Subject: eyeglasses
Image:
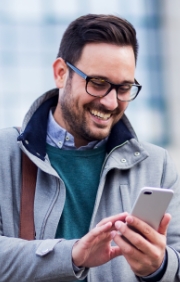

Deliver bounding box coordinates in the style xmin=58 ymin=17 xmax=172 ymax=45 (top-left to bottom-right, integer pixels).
xmin=66 ymin=62 xmax=142 ymax=102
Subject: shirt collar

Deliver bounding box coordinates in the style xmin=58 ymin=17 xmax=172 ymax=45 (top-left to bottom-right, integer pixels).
xmin=46 ymin=108 xmax=107 ymax=150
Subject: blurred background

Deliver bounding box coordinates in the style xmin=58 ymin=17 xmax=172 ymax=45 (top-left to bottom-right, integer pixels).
xmin=0 ymin=0 xmax=180 ymax=171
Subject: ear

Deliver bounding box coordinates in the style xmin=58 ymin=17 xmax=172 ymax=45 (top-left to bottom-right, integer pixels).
xmin=53 ymin=58 xmax=68 ymax=88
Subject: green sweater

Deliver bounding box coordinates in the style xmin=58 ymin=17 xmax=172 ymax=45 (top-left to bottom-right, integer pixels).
xmin=47 ymin=144 xmax=106 ymax=281
xmin=46 ymin=144 xmax=106 ymax=240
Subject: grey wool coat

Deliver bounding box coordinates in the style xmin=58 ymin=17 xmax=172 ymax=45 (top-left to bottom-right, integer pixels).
xmin=0 ymin=89 xmax=180 ymax=282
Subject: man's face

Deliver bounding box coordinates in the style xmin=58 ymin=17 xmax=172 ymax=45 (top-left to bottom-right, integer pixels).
xmin=54 ymin=43 xmax=136 ymax=147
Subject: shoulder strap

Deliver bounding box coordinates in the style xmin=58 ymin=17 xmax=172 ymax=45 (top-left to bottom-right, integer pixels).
xmin=14 ymin=127 xmax=37 ymax=240
xmin=20 ymin=152 xmax=37 ymax=240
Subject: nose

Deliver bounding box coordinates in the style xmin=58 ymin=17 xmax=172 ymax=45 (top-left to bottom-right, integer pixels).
xmin=99 ymin=88 xmax=119 ymax=110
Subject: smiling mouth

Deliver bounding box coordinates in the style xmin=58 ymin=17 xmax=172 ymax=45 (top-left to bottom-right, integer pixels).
xmin=90 ymin=109 xmax=112 ymax=120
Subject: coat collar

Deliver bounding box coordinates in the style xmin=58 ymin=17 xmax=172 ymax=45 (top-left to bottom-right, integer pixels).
xmin=18 ymin=88 xmax=139 ymax=161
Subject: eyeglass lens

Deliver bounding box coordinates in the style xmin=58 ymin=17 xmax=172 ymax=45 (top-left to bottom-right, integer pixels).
xmin=87 ymin=78 xmax=138 ymax=101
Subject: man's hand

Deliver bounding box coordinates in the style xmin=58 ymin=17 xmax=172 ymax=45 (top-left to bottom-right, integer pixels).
xmin=113 ymin=213 xmax=171 ymax=277
xmin=72 ymin=213 xmax=128 ymax=268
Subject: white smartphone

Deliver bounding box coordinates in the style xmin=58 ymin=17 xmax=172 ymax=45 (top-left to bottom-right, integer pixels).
xmin=130 ymin=187 xmax=174 ymax=230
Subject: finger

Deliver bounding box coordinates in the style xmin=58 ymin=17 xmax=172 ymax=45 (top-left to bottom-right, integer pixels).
xmin=114 ymin=220 xmax=152 ymax=252
xmin=82 ymin=222 xmax=113 ymax=245
xmin=114 ymin=221 xmax=166 ymax=276
xmin=158 ymin=213 xmax=171 ymax=235
xmin=125 ymin=215 xmax=158 ymax=242
xmin=110 ymin=245 xmax=123 ymax=259
xmin=114 ymin=220 xmax=165 ymax=256
xmin=113 ymin=233 xmax=149 ymax=275
xmin=113 ymin=228 xmax=141 ymax=255
xmin=96 ymin=212 xmax=128 ymax=228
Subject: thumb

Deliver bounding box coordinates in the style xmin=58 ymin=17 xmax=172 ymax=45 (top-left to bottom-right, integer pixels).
xmin=158 ymin=213 xmax=171 ymax=235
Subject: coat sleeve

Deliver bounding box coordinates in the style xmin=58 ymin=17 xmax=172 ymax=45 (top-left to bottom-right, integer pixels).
xmin=0 ymin=234 xmax=88 ymax=281
xmin=159 ymin=149 xmax=180 ymax=282
xmin=0 ymin=128 xmax=88 ymax=281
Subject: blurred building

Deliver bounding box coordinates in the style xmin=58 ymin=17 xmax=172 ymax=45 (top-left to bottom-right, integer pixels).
xmin=0 ymin=0 xmax=180 ymax=171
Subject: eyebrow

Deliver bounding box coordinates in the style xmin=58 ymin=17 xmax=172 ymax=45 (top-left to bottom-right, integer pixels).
xmin=88 ymin=75 xmax=135 ymax=85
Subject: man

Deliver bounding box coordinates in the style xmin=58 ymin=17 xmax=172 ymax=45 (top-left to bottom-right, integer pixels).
xmin=0 ymin=14 xmax=180 ymax=282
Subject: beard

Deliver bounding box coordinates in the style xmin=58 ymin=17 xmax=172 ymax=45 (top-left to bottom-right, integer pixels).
xmin=59 ymin=78 xmax=123 ymax=143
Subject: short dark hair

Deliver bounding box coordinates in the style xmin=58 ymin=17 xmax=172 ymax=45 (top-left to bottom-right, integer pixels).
xmin=57 ymin=14 xmax=138 ymax=64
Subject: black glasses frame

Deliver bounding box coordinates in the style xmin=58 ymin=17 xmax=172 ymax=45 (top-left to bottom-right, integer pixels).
xmin=66 ymin=61 xmax=142 ymax=102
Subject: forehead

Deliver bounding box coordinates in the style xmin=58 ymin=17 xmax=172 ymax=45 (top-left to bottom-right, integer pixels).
xmin=76 ymin=43 xmax=136 ymax=82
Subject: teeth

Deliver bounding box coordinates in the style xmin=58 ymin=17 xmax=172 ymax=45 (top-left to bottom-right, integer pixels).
xmin=91 ymin=109 xmax=111 ymax=120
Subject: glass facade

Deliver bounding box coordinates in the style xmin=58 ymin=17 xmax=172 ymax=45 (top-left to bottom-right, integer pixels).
xmin=0 ymin=0 xmax=168 ymax=145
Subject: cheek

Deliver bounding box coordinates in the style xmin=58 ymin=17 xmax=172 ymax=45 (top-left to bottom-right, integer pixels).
xmin=112 ymin=102 xmax=128 ymax=124
xmin=74 ymin=93 xmax=96 ymax=109
xmin=71 ymin=77 xmax=87 ymax=96
xmin=118 ymin=101 xmax=129 ymax=113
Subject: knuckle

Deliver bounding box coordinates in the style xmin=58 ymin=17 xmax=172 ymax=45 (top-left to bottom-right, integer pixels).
xmin=123 ymin=245 xmax=134 ymax=256
xmin=161 ymin=237 xmax=166 ymax=247
xmin=153 ymin=249 xmax=161 ymax=261
xmin=144 ymin=226 xmax=151 ymax=235
xmin=131 ymin=262 xmax=146 ymax=277
xmin=133 ymin=237 xmax=141 ymax=248
xmin=128 ymin=247 xmax=135 ymax=256
xmin=135 ymin=264 xmax=144 ymax=275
